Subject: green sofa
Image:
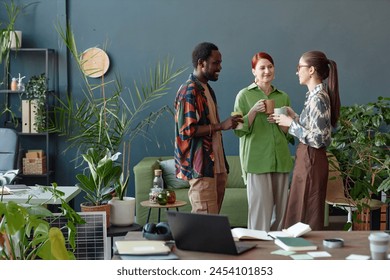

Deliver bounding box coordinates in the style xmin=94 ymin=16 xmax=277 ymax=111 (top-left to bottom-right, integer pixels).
xmin=133 ymin=155 xmax=248 ymax=227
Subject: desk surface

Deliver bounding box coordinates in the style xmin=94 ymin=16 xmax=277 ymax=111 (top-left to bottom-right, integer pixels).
xmin=0 ymin=186 xmax=80 ymax=204
xmin=121 ymin=230 xmax=378 ymax=260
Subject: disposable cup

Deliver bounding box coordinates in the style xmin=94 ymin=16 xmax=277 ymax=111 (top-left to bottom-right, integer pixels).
xmin=368 ymin=232 xmax=390 ymax=260
xmin=274 ymin=107 xmax=287 ymax=115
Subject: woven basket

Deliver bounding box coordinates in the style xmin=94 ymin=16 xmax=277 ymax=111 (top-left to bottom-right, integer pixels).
xmin=80 ymin=203 xmax=111 ymax=228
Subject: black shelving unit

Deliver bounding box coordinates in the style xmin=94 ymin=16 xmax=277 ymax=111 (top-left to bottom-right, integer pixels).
xmin=1 ymin=48 xmax=58 ymax=186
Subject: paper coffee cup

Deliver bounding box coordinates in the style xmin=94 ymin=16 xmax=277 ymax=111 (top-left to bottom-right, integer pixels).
xmin=274 ymin=107 xmax=287 ymax=115
xmin=368 ymin=232 xmax=390 ymax=260
xmin=231 ymin=112 xmax=243 ymax=130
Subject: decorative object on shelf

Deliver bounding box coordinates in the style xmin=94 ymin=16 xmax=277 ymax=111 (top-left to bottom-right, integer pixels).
xmin=328 ymin=96 xmax=390 ymax=229
xmin=9 ymin=30 xmax=22 ymax=49
xmin=22 ymin=150 xmax=46 ymax=175
xmin=23 ymin=73 xmax=47 ymax=132
xmin=10 ymin=77 xmax=17 ymax=91
xmin=76 ymin=148 xmax=122 ymax=228
xmin=16 ymin=73 xmax=25 ymax=91
xmin=80 ymin=47 xmax=110 ymax=78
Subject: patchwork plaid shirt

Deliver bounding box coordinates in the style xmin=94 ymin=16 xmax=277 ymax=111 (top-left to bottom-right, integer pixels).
xmin=174 ymin=74 xmax=228 ymax=180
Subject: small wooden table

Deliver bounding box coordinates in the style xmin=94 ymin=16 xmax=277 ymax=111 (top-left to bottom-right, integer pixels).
xmin=140 ymin=200 xmax=187 ymax=223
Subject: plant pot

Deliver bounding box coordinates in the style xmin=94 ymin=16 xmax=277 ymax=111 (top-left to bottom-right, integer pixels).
xmin=108 ymin=197 xmax=135 ymax=226
xmin=10 ymin=31 xmax=22 ymax=49
xmin=80 ymin=202 xmax=111 ymax=228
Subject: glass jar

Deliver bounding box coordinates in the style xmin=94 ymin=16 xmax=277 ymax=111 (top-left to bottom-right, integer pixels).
xmin=166 ymin=190 xmax=176 ymax=204
xmin=157 ymin=190 xmax=168 ymax=205
xmin=149 ymin=187 xmax=161 ymax=204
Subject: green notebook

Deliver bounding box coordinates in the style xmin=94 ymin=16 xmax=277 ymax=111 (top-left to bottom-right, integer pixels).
xmin=274 ymin=237 xmax=317 ymax=251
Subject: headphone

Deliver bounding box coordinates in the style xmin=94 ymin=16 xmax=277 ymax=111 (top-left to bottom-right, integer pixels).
xmin=142 ymin=222 xmax=173 ymax=241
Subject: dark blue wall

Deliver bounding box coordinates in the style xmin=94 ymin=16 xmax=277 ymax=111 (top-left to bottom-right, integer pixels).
xmin=1 ymin=0 xmax=389 ymax=208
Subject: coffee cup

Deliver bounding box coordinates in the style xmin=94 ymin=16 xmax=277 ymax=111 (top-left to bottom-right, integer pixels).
xmin=274 ymin=107 xmax=287 ymax=116
xmin=264 ymin=99 xmax=275 ymax=115
xmin=231 ymin=111 xmax=243 ymax=130
xmin=368 ymin=232 xmax=390 ymax=260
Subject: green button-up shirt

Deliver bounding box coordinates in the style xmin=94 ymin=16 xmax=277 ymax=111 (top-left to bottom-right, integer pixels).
xmin=233 ymin=83 xmax=293 ymax=179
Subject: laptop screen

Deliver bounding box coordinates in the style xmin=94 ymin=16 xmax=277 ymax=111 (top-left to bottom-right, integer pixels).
xmin=167 ymin=211 xmax=256 ymax=255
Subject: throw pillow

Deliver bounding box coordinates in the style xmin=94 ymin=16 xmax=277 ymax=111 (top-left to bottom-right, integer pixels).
xmin=158 ymin=159 xmax=189 ymax=189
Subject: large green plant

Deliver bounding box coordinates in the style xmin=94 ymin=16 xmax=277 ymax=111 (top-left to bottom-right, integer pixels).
xmin=0 ymin=184 xmax=85 ymax=260
xmin=76 ymin=148 xmax=122 ymax=206
xmin=328 ymin=96 xmax=390 ymax=219
xmin=49 ymin=23 xmax=187 ymax=172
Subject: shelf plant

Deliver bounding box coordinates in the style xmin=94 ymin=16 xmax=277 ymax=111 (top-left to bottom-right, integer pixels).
xmin=23 ymin=73 xmax=48 ymax=132
xmin=328 ymin=96 xmax=390 ymax=227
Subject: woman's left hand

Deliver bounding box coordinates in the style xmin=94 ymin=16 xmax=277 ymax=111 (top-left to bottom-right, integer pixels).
xmin=274 ymin=114 xmax=293 ymax=127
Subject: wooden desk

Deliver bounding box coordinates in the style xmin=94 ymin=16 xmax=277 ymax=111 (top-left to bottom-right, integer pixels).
xmin=140 ymin=200 xmax=187 ymax=223
xmin=121 ymin=230 xmax=377 ymax=260
xmin=1 ymin=186 xmax=80 ymax=205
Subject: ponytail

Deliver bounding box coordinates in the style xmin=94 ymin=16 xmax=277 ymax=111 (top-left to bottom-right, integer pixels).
xmin=327 ymin=59 xmax=340 ymax=127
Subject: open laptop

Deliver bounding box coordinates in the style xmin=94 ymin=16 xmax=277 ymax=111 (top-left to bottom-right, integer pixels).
xmin=167 ymin=211 xmax=256 ymax=255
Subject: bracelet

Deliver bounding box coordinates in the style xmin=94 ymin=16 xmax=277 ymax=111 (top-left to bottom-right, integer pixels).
xmin=208 ymin=124 xmax=212 ymax=136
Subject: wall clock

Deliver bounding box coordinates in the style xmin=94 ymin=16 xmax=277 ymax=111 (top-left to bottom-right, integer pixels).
xmin=80 ymin=47 xmax=110 ymax=78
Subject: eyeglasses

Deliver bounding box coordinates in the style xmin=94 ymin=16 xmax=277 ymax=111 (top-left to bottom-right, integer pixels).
xmin=296 ymin=64 xmax=310 ymax=72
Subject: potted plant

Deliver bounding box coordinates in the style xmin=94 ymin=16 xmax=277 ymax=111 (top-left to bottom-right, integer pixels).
xmin=108 ymin=142 xmax=136 ymax=226
xmin=23 ymin=73 xmax=48 ymax=132
xmin=328 ymin=96 xmax=390 ymax=228
xmin=0 ymin=183 xmax=84 ymax=260
xmin=76 ymin=148 xmax=122 ymax=228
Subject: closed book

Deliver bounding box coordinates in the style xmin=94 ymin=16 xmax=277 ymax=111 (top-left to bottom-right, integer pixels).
xmin=274 ymin=237 xmax=317 ymax=251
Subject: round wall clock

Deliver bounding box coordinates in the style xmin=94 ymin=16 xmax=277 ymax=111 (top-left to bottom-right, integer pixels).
xmin=80 ymin=47 xmax=110 ymax=78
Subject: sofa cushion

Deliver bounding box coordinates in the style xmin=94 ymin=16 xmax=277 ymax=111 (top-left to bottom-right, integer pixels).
xmin=226 ymin=156 xmax=246 ymax=188
xmin=158 ymin=159 xmax=190 ymax=189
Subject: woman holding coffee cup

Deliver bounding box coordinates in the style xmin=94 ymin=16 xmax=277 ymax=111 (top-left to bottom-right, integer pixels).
xmin=274 ymin=50 xmax=340 ymax=230
xmin=233 ymin=52 xmax=293 ymax=231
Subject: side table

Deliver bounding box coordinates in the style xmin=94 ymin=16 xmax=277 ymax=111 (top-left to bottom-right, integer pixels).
xmin=140 ymin=200 xmax=187 ymax=224
xmin=107 ymin=223 xmax=142 ymax=256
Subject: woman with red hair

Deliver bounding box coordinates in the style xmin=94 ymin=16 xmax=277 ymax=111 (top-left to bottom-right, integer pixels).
xmin=233 ymin=52 xmax=293 ymax=231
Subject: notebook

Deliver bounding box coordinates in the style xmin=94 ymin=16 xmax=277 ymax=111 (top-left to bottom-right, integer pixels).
xmin=167 ymin=211 xmax=257 ymax=255
xmin=115 ymin=240 xmax=171 ymax=255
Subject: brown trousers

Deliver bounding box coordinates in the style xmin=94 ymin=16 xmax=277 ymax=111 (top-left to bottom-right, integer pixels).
xmin=283 ymin=143 xmax=328 ymax=230
xmin=188 ymin=173 xmax=227 ymax=214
